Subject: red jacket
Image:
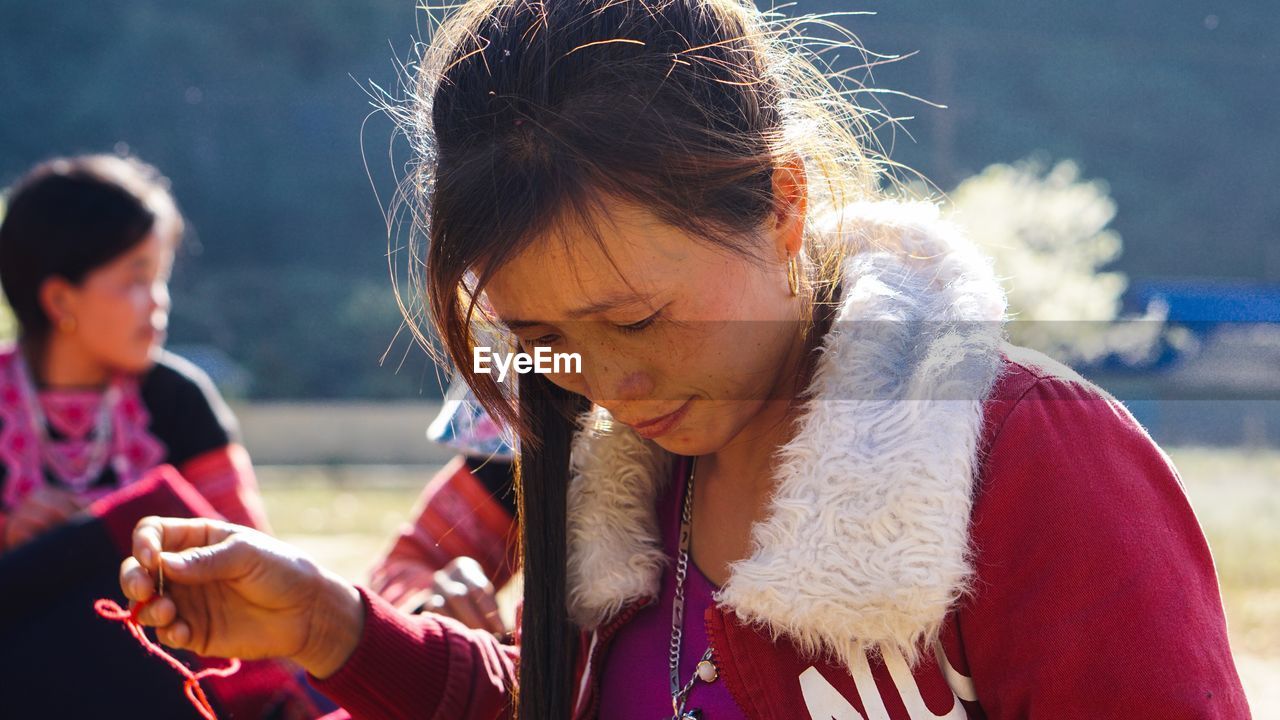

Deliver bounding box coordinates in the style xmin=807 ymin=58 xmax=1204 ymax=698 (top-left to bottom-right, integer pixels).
xmin=310 ymin=351 xmax=1248 ymax=719
xmin=311 ymin=203 xmax=1249 ymax=718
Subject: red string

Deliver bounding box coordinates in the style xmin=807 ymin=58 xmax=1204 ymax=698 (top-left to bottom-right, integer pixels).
xmin=94 ymin=596 xmax=241 ymax=720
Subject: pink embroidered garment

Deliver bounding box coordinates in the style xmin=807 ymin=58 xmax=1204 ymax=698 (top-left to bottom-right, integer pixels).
xmin=0 ymin=345 xmax=269 ymax=548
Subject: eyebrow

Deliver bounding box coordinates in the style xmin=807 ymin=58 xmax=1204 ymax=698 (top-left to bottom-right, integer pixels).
xmin=502 ymin=291 xmax=653 ymax=330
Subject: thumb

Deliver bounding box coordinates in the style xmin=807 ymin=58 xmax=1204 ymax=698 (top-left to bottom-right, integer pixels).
xmin=160 ymin=538 xmax=253 ymax=585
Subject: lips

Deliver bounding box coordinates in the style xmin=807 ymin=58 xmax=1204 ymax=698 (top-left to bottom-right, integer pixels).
xmin=141 ymin=326 xmax=165 ymax=344
xmin=625 ymin=398 xmax=693 ymax=439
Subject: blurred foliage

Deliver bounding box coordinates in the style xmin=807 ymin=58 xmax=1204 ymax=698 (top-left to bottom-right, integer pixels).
xmin=948 ymin=158 xmax=1168 ymax=363
xmin=0 ymin=1 xmax=1274 ymax=397
xmin=852 ymin=2 xmax=1278 ymax=282
xmin=171 ymin=268 xmax=441 ymax=398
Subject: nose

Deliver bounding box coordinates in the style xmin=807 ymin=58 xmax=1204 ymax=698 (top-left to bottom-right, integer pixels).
xmin=582 ymin=362 xmax=654 ymax=405
xmin=151 ymin=281 xmax=171 ymax=312
xmin=149 ymin=282 xmax=171 ymax=332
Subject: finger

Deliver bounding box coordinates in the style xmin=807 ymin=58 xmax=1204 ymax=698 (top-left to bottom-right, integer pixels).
xmin=450 ymin=576 xmax=503 ymax=635
xmin=440 ymin=592 xmax=491 ymax=631
xmin=134 ymin=595 xmax=178 ymax=628
xmin=434 ymin=571 xmax=487 ymax=630
xmin=160 ymin=536 xmax=253 ymax=585
xmin=445 ymin=557 xmax=494 ymax=592
xmin=133 ymin=516 xmax=235 ymax=571
xmin=440 ymin=558 xmax=504 ymax=633
xmin=157 ymin=619 xmax=192 ymax=650
xmin=120 ymin=556 xmax=156 ymax=603
xmin=470 ymin=586 xmax=505 ymax=635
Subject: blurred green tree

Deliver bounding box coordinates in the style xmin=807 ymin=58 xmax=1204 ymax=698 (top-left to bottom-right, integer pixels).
xmin=948 ymin=158 xmax=1167 ymax=363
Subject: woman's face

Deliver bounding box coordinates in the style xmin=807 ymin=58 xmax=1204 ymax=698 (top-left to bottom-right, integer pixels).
xmin=483 ymin=198 xmax=806 ymax=457
xmin=55 ymin=231 xmax=173 ymax=375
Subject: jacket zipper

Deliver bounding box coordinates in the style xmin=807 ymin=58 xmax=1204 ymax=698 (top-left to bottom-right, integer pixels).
xmin=703 ymin=607 xmax=754 ymax=718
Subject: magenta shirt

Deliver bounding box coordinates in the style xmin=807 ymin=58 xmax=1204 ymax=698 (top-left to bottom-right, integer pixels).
xmin=598 ymin=455 xmax=743 ymax=718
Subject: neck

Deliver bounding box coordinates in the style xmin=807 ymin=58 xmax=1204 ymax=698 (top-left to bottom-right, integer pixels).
xmin=22 ymin=336 xmax=111 ymax=389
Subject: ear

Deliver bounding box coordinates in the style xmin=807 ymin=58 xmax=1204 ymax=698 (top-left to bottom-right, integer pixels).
xmin=770 ymin=155 xmax=808 ymax=261
xmin=38 ymin=276 xmax=79 ymax=328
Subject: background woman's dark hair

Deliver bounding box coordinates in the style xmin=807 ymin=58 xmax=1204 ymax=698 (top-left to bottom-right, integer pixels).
xmin=0 ymin=153 xmax=183 ymax=344
xmin=390 ymin=0 xmax=894 ymax=714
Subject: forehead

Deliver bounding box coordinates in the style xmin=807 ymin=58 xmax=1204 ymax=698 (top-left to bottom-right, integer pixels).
xmin=482 ymin=201 xmax=695 ymax=320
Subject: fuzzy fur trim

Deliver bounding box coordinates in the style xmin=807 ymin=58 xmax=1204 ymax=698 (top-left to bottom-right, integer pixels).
xmin=564 ymin=200 xmax=1008 ymax=669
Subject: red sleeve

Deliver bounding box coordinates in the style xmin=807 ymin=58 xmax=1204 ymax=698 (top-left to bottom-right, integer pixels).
xmin=961 ymin=376 xmax=1249 ymax=717
xmin=368 ymin=456 xmax=517 ymax=603
xmin=308 ymin=586 xmax=518 ymax=720
xmin=178 ymin=443 xmax=272 ymax=532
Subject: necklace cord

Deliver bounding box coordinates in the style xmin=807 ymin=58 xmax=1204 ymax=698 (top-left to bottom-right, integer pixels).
xmin=669 ymin=456 xmax=716 ymax=718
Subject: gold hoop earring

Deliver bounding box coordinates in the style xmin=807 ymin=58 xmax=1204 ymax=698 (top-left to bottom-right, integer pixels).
xmin=786 ymin=254 xmax=800 ymax=297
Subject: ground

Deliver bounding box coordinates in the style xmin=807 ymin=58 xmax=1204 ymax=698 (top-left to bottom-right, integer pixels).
xmin=258 ymin=446 xmax=1280 ymax=713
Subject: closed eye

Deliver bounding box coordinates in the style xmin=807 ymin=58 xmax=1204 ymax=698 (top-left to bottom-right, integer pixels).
xmin=617 ymin=310 xmax=661 ymax=334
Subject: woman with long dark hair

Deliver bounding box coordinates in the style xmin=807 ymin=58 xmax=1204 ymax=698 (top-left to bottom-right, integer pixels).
xmin=119 ymin=1 xmax=1248 ymax=717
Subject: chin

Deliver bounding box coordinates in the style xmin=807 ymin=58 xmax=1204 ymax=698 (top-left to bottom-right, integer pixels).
xmin=114 ymin=352 xmax=158 ymax=375
xmin=649 ymin=431 xmax=721 ymax=458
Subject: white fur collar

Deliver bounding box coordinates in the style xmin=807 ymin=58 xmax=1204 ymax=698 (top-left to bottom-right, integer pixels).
xmin=565 ymin=200 xmax=1008 ymax=669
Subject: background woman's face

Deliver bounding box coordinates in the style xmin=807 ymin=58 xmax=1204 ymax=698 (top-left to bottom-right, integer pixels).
xmin=63 ymin=231 xmax=173 ymax=375
xmin=483 ymin=198 xmax=803 ymax=457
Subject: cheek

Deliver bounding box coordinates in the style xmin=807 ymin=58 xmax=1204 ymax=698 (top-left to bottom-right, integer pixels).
xmin=540 ymin=369 xmax=591 ymax=399
xmin=666 ymin=316 xmax=786 ymax=398
xmin=79 ymin=291 xmax=146 ymax=343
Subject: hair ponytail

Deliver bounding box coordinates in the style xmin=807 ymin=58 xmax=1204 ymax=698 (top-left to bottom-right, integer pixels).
xmin=512 ymin=372 xmax=589 ymax=718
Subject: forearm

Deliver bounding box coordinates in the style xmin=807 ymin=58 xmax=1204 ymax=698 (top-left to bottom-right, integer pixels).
xmin=308 ymin=586 xmax=517 ymax=720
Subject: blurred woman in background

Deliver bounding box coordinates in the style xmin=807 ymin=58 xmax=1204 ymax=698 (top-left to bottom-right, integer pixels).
xmin=0 ymin=153 xmax=269 ymax=548
xmin=0 ymin=154 xmax=326 ymax=720
xmin=369 ymin=380 xmax=517 ymax=634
